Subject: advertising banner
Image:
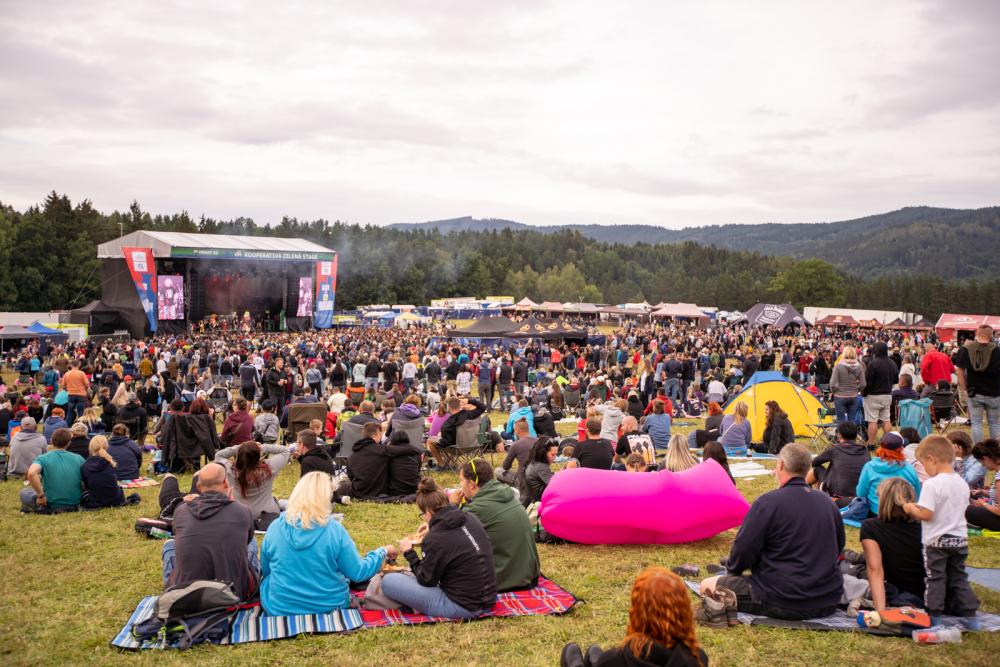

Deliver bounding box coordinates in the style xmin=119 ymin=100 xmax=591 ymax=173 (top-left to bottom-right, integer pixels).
xmin=121 ymin=247 xmax=157 ymax=333
xmin=297 ymin=277 xmax=313 ymax=317
xmin=157 ymin=275 xmax=185 ymax=320
xmin=314 ymin=255 xmax=337 ymax=329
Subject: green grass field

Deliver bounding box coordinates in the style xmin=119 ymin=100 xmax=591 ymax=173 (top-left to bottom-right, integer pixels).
xmin=0 ymin=415 xmax=997 ymax=666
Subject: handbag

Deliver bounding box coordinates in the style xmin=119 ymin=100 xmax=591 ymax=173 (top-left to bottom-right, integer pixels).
xmin=361 ymin=572 xmax=405 ymax=610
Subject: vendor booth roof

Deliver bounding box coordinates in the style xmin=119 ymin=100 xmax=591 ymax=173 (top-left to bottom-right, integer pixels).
xmin=513 ymin=297 xmax=538 ymax=310
xmin=509 ymin=316 xmax=566 ymax=339
xmin=27 ymin=322 xmax=68 ymax=338
xmin=457 ymin=316 xmax=517 ymax=336
xmin=737 ymin=303 xmax=806 ymax=328
xmin=651 ymin=303 xmax=705 ymax=319
xmin=816 ymin=314 xmax=860 ymax=327
xmin=884 ymin=318 xmax=907 ymax=328
xmin=536 ymin=301 xmax=565 ymax=312
xmin=935 ymin=313 xmax=1000 ymax=331
xmin=0 ymin=325 xmax=38 ymax=339
xmin=97 ymin=231 xmax=335 ymax=259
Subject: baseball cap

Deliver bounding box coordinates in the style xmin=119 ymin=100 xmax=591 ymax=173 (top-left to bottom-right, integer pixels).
xmin=880 ymin=431 xmax=905 ymax=450
xmin=21 ymin=417 xmax=37 ymax=430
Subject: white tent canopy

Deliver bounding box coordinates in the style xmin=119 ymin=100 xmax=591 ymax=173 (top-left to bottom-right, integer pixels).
xmin=97 ymin=231 xmax=335 ymax=259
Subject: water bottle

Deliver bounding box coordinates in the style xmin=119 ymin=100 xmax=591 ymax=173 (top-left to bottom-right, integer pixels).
xmin=912 ymin=626 xmax=961 ymax=644
xmin=149 ymin=527 xmax=172 ymax=540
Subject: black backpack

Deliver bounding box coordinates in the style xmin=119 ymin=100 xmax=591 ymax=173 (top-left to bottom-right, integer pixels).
xmin=131 ymin=580 xmax=240 ymax=648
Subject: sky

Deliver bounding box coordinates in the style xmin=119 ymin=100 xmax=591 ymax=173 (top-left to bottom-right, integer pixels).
xmin=1 ymin=0 xmax=998 ymax=228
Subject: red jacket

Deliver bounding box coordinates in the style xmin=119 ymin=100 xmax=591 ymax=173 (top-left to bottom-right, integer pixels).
xmin=220 ymin=409 xmax=254 ymax=447
xmin=920 ymin=350 xmax=954 ymax=387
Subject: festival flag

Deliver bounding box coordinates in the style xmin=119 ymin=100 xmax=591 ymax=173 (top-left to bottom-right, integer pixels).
xmin=121 ymin=247 xmax=158 ymax=333
xmin=314 ymin=254 xmax=337 ymax=329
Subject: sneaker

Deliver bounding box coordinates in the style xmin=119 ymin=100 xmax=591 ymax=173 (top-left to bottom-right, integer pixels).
xmin=705 ymin=563 xmax=727 ymax=575
xmin=715 ymin=586 xmax=739 ymax=627
xmin=671 ymin=564 xmax=700 ymax=578
xmin=695 ymin=590 xmax=730 ymax=629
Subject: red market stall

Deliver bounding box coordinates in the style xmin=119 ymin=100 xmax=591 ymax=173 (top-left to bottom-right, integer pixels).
xmin=935 ymin=313 xmax=1000 ymax=342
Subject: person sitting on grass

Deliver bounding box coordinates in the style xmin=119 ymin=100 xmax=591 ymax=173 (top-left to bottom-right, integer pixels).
xmin=717 ymin=401 xmax=751 ymax=457
xmin=214 ymin=439 xmax=293 ymax=520
xmin=521 ymin=437 xmax=559 ymax=507
xmin=160 ymin=463 xmax=260 ymax=601
xmin=221 ymin=397 xmax=254 ymax=447
xmin=451 ymin=457 xmax=540 ymax=592
xmin=806 ymin=421 xmax=869 ymax=507
xmin=260 ymin=471 xmax=397 ymax=615
xmin=6 ymin=416 xmax=47 ymax=478
xmin=562 ymin=566 xmax=708 ymax=667
xmin=107 ymin=423 xmax=143 ymax=481
xmin=966 ymin=438 xmax=1000 ymax=530
xmin=640 ymin=399 xmax=672 ymax=450
xmin=295 ymin=428 xmax=336 ymax=477
xmin=661 ymin=433 xmax=698 ymax=473
xmin=625 ymin=452 xmax=652 ymax=473
xmin=701 ymin=441 xmax=734 ymax=484
xmin=855 ymin=431 xmax=921 ymax=517
xmin=947 ymin=431 xmax=986 ymax=490
xmin=496 ymin=418 xmax=537 ymax=484
xmin=698 ymin=443 xmax=844 ymax=624
xmin=252 ymin=399 xmax=280 ymax=444
xmin=573 ymin=417 xmax=614 ymax=470
xmin=381 ymin=477 xmax=497 ymax=619
xmin=66 ymin=421 xmax=91 ymax=459
xmin=752 ymin=401 xmax=794 ymax=455
xmin=859 ymin=478 xmax=925 ymax=611
xmin=42 ymin=407 xmax=68 ymax=443
xmin=902 ymin=435 xmax=980 ymax=630
xmin=81 ymin=435 xmax=141 ymax=509
xmin=20 ymin=427 xmax=84 ymax=513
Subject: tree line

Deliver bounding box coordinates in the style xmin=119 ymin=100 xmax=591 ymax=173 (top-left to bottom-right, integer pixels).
xmin=1 ymin=192 xmax=998 ymax=319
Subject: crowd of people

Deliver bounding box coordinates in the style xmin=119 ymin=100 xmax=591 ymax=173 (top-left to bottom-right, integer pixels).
xmin=2 ymin=316 xmax=997 ymax=660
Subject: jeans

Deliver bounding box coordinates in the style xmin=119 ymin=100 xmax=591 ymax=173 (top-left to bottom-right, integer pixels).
xmin=20 ymin=488 xmax=79 ymax=514
xmin=66 ymin=395 xmax=86 ymax=425
xmin=161 ymin=538 xmax=260 ymax=588
xmin=967 ymin=394 xmax=1000 ymax=443
xmin=380 ymin=572 xmax=489 ymax=619
xmin=664 ymin=378 xmax=681 ymax=403
xmin=834 ymin=396 xmax=863 ymax=425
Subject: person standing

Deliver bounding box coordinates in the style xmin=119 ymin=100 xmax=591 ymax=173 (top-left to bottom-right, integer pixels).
xmin=955 ymin=324 xmax=1000 ymax=443
xmin=863 ymin=342 xmax=898 ymax=445
xmin=59 ymin=359 xmax=90 ymax=425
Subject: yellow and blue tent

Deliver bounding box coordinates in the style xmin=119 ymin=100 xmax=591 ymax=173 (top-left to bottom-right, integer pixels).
xmin=723 ymin=371 xmax=831 ymax=441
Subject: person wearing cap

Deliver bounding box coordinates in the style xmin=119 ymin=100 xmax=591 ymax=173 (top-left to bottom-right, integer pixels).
xmin=42 ymin=407 xmax=69 ymax=444
xmin=856 ymin=431 xmax=921 ymax=516
xmin=6 ymin=417 xmax=48 ymax=477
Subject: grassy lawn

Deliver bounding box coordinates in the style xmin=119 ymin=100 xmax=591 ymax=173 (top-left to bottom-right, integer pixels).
xmin=0 ymin=415 xmax=997 ymax=666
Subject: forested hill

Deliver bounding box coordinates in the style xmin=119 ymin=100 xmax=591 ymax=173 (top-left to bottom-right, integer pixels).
xmin=391 ymin=206 xmax=1000 ymax=280
xmin=2 ymin=193 xmax=999 ymax=319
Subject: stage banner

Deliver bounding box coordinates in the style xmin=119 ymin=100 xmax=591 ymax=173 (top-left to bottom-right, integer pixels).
xmin=297 ymin=277 xmax=313 ymax=317
xmin=157 ymin=275 xmax=185 ymax=320
xmin=314 ymin=255 xmax=337 ymax=329
xmin=121 ymin=247 xmax=158 ymax=333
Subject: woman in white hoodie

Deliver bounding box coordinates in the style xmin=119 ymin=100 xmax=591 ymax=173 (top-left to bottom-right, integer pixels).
xmin=830 ymin=346 xmax=866 ymax=426
xmin=596 ymin=398 xmax=627 ymax=442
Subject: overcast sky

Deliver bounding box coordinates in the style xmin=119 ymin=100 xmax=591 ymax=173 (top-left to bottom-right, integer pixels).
xmin=2 ymin=1 xmax=998 ymax=228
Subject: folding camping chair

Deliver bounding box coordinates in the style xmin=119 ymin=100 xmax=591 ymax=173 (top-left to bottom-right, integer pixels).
xmin=393 ymin=419 xmax=427 ymax=455
xmin=285 ymin=402 xmax=328 ymax=444
xmin=929 ymin=388 xmax=960 ymax=432
xmin=346 ymin=385 xmax=366 ymax=406
xmin=563 ymin=387 xmax=582 ymax=417
xmin=898 ymin=398 xmax=933 ymax=441
xmin=336 ymin=421 xmax=365 ymax=466
xmin=806 ymin=406 xmax=838 ymax=453
xmin=441 ymin=420 xmax=488 ymax=468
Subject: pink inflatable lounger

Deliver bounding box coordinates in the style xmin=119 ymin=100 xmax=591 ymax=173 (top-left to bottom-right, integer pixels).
xmin=538 ymin=460 xmax=750 ymax=544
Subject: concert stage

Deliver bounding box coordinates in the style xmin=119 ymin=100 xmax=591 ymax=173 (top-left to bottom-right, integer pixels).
xmin=79 ymin=231 xmax=338 ymax=337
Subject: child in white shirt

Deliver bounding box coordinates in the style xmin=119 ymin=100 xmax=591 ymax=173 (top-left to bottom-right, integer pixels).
xmin=903 ymin=435 xmax=980 ymax=630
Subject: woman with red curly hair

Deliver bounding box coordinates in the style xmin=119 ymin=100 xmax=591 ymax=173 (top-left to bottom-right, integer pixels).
xmin=855 ymin=431 xmax=921 ymax=517
xmin=561 ymin=566 xmax=707 ymax=666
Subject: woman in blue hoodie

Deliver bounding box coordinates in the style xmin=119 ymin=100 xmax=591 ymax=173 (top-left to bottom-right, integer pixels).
xmin=503 ymin=399 xmax=535 ymax=440
xmin=106 ymin=423 xmax=143 ymax=481
xmin=260 ymin=471 xmax=396 ymax=615
xmin=856 ymin=431 xmax=920 ymax=516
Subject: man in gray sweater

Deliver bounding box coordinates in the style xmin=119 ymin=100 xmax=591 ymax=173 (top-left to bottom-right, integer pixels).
xmin=7 ymin=417 xmax=48 ymax=477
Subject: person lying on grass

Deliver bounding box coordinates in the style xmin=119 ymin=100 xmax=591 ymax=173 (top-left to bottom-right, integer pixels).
xmin=562 ymin=566 xmax=708 ymax=667
xmin=260 ymin=471 xmax=397 ymax=616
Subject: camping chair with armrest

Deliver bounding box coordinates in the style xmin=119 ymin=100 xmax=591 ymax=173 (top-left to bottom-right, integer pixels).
xmin=286 ymin=402 xmax=328 ymax=444
xmin=346 ymin=385 xmax=366 ymax=405
xmin=928 ymin=389 xmax=958 ymax=432
xmin=563 ymin=387 xmax=581 ymax=413
xmin=393 ymin=419 xmax=427 ymax=456
xmin=208 ymin=386 xmax=232 ymax=424
xmin=441 ymin=419 xmax=487 ymax=469
xmin=337 ymin=421 xmax=365 ymax=466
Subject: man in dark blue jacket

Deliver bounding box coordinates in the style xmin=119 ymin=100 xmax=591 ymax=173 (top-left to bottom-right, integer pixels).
xmin=699 ymin=443 xmax=844 ymax=621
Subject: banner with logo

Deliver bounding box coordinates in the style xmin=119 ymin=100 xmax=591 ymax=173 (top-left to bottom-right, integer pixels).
xmin=296 ymin=277 xmax=313 ymax=317
xmin=314 ymin=255 xmax=337 ymax=329
xmin=122 ymin=247 xmax=158 ymax=333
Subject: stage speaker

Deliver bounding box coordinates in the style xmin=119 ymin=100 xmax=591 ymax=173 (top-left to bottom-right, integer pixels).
xmin=189 ymin=266 xmax=205 ymax=322
xmin=286 ymin=274 xmax=299 ymax=316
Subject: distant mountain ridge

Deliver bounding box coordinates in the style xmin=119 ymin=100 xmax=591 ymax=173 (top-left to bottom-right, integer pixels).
xmin=389 ymin=206 xmax=1000 ymax=280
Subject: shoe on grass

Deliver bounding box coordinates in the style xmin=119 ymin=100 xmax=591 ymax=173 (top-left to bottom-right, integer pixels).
xmin=671 ymin=564 xmax=700 ymax=578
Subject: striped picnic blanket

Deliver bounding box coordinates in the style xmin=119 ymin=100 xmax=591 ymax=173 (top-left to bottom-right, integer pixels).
xmin=111 ymin=576 xmax=576 ymax=649
xmin=118 ymin=477 xmax=159 ymax=488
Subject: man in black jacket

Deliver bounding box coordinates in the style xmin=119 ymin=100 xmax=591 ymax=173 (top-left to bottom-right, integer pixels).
xmin=296 ymin=429 xmax=336 ymax=477
xmin=863 ymin=342 xmax=899 ymax=444
xmin=161 ymin=463 xmax=259 ymax=600
xmin=512 ymin=358 xmax=528 ymax=397
xmin=426 ymin=396 xmax=485 ymax=469
xmin=238 ymin=359 xmax=259 ymax=402
xmin=572 ymin=417 xmax=613 ymax=470
xmin=339 ymin=422 xmax=419 ymax=499
xmin=699 ymin=443 xmax=844 ymax=622
xmin=805 ymin=421 xmax=869 ymax=506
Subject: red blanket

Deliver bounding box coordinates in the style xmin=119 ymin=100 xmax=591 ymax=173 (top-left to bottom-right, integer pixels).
xmin=354 ymin=575 xmax=577 ymax=627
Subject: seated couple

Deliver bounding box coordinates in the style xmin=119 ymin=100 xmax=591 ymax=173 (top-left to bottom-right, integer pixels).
xmin=19 ymin=428 xmax=140 ymax=513
xmin=336 ymin=421 xmax=424 ymax=501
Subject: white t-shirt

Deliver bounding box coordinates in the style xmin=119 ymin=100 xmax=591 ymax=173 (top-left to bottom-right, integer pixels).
xmin=916 ymin=472 xmax=969 ymax=545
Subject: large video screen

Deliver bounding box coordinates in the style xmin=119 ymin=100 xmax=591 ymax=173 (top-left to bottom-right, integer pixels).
xmin=157 ymin=275 xmax=185 ymax=320
xmin=297 ymin=277 xmax=313 ymax=317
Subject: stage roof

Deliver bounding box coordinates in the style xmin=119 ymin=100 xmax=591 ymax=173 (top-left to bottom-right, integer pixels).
xmin=97 ymin=231 xmax=336 ymax=261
